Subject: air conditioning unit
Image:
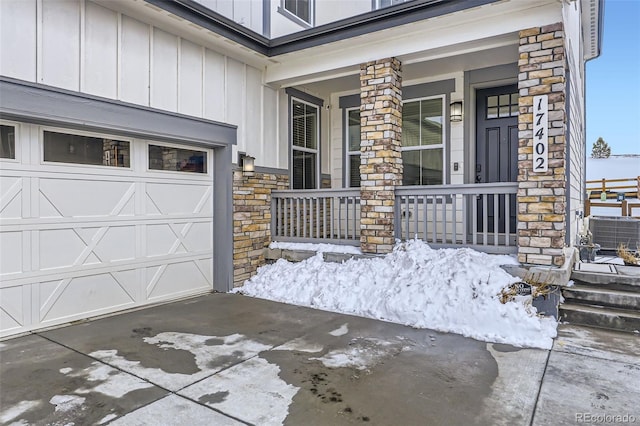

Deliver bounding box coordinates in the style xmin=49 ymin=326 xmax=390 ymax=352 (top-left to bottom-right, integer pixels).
xmin=589 ymin=216 xmax=640 ymax=252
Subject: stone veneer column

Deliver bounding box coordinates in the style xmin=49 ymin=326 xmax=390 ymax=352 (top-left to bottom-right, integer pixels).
xmin=359 ymin=58 xmax=403 ymax=254
xmin=517 ymin=23 xmax=567 ymax=266
xmin=233 ymin=170 xmax=289 ymax=285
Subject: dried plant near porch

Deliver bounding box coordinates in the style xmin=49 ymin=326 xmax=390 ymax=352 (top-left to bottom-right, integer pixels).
xmin=617 ymin=243 xmax=639 ymax=266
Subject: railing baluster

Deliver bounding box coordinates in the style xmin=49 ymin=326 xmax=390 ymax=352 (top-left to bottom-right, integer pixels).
xmin=431 ymin=195 xmax=437 ymax=243
xmin=442 ymin=194 xmax=447 ymax=243
xmin=296 ymin=198 xmax=300 ymax=237
xmin=352 ymin=196 xmax=357 ymax=240
xmin=482 ymin=193 xmax=488 ymax=246
xmin=337 ymin=196 xmax=342 ymax=239
xmin=316 ymin=197 xmax=321 ymax=239
xmin=423 ymin=195 xmax=428 ymax=241
xmin=413 ymin=195 xmax=418 ymax=239
xmin=452 ymin=195 xmax=457 ymax=244
xmin=472 ymin=195 xmax=478 ymax=246
xmin=404 ymin=195 xmax=410 ymax=241
xmin=505 ymin=193 xmax=510 ymax=247
xmin=493 ymin=194 xmax=499 ymax=246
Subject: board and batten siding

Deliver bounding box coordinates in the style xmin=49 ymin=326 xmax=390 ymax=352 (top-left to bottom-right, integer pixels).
xmin=0 ymin=0 xmax=282 ymax=169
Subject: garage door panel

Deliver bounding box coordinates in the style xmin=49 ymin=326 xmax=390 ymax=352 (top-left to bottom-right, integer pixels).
xmin=146 ymin=224 xmax=179 ymax=257
xmin=0 ymin=231 xmax=22 ymax=275
xmin=39 ymin=229 xmax=87 ymax=270
xmin=39 ymin=179 xmax=135 ymax=217
xmin=182 ymin=222 xmax=213 ymax=252
xmin=0 ymin=176 xmax=22 ymax=219
xmin=146 ymin=183 xmax=212 ymax=215
xmin=40 ymin=272 xmax=137 ymax=323
xmin=146 ymin=260 xmax=212 ymax=300
xmin=0 ymin=286 xmax=26 ymax=331
xmin=90 ymin=226 xmax=136 ymax=262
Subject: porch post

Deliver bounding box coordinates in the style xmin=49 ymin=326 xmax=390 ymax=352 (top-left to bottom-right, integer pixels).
xmin=517 ymin=23 xmax=567 ymax=266
xmin=359 ymin=58 xmax=403 ymax=254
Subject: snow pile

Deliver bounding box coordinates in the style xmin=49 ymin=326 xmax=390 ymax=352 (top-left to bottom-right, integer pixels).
xmin=235 ymin=240 xmax=558 ymax=349
xmin=270 ymin=241 xmax=362 ymax=254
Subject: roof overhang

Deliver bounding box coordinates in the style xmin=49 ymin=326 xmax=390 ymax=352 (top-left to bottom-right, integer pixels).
xmin=582 ymin=0 xmax=604 ymax=61
xmin=145 ymin=0 xmax=500 ymax=57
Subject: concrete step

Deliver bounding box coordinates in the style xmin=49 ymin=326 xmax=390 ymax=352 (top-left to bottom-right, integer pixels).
xmin=571 ymin=269 xmax=640 ymax=293
xmin=560 ymin=303 xmax=640 ymax=333
xmin=562 ymin=285 xmax=640 ymax=311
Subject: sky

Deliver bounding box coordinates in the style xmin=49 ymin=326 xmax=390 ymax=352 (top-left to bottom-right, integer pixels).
xmin=586 ymin=0 xmax=640 ymax=155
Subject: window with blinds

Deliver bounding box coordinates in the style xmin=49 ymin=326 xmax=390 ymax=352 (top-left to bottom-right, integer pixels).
xmin=291 ymin=99 xmax=319 ymax=189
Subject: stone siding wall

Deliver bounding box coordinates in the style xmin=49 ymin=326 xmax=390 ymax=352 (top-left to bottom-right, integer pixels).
xmin=233 ymin=170 xmax=289 ymax=285
xmin=359 ymin=58 xmax=403 ymax=254
xmin=517 ymin=23 xmax=567 ymax=266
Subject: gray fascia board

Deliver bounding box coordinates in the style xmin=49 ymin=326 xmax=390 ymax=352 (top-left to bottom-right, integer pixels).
xmin=145 ymin=0 xmax=500 ymax=57
xmin=0 ymin=77 xmax=236 ymax=147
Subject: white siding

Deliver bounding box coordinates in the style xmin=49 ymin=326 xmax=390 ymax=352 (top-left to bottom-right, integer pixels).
xmin=179 ymin=39 xmax=204 ymax=117
xmin=41 ymin=0 xmax=80 ymax=90
xmin=0 ymin=0 xmax=284 ymax=169
xmin=120 ymin=16 xmax=150 ymax=105
xmin=315 ymin=0 xmax=370 ymax=26
xmin=0 ymin=0 xmax=37 ymax=81
xmin=84 ymin=1 xmax=117 ymax=98
xmin=152 ymin=28 xmax=178 ymax=112
xmin=204 ymin=49 xmax=226 ymax=122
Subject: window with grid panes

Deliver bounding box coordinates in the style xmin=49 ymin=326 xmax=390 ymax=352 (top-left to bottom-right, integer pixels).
xmin=291 ymin=99 xmax=319 ymax=189
xmin=401 ymin=97 xmax=445 ymax=185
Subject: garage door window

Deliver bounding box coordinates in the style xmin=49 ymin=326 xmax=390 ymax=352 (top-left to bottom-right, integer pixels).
xmin=43 ymin=131 xmax=130 ymax=167
xmin=148 ymin=144 xmax=208 ymax=173
xmin=0 ymin=125 xmax=15 ymax=159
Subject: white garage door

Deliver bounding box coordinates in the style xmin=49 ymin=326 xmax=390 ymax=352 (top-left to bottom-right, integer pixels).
xmin=0 ymin=121 xmax=214 ymax=337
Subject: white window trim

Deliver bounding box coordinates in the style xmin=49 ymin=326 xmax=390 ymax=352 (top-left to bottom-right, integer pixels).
xmin=345 ymin=107 xmax=361 ymax=188
xmin=291 ymin=96 xmax=320 ymax=189
xmin=400 ymin=95 xmax=447 ymax=185
xmin=39 ymin=125 xmax=134 ymax=171
xmin=278 ymin=0 xmax=314 ymax=27
xmin=0 ymin=119 xmax=21 ymax=163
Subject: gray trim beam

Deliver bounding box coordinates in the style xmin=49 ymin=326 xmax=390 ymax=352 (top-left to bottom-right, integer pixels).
xmin=0 ymin=77 xmax=236 ymax=147
xmin=146 ymin=0 xmax=499 ymax=57
xmin=404 ymin=78 xmax=456 ymax=99
xmin=338 ymin=94 xmax=360 ymax=109
xmin=285 ymin=87 xmax=324 ymax=107
xmin=214 ymin=145 xmax=234 ymax=292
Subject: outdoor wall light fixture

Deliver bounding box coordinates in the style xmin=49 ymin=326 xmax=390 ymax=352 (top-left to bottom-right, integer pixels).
xmin=450 ymin=101 xmax=463 ymax=122
xmin=239 ymin=152 xmax=255 ymax=172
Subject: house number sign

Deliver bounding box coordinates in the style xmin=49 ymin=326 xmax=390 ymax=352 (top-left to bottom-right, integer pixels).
xmin=533 ymin=94 xmax=548 ymax=172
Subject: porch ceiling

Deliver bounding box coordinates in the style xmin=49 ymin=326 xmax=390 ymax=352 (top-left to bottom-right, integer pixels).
xmin=297 ymin=41 xmax=519 ymax=97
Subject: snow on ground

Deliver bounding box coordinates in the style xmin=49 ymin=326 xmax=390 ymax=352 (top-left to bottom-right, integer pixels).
xmin=270 ymin=241 xmax=362 ymax=254
xmin=235 ymin=240 xmax=558 ymax=349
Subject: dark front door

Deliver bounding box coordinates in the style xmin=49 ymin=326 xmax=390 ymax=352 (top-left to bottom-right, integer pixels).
xmin=475 ymin=85 xmax=518 ymax=234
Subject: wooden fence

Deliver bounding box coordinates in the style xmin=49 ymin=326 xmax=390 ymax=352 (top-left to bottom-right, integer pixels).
xmin=585 ymin=176 xmax=640 ymax=217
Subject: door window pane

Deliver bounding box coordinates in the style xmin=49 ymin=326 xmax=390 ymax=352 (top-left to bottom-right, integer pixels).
xmin=0 ymin=125 xmax=15 ymax=159
xmin=148 ymin=145 xmax=207 ymax=173
xmin=43 ymin=131 xmax=130 ymax=167
xmin=486 ymin=91 xmax=519 ymax=120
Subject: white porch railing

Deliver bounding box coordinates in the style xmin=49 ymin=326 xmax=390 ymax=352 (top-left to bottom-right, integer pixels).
xmin=271 ymin=183 xmax=518 ymax=253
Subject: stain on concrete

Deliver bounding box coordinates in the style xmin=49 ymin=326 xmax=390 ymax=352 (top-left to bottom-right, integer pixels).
xmin=491 ymin=343 xmax=522 ymax=353
xmin=198 ymin=391 xmax=229 ymax=404
xmin=131 ymin=327 xmax=153 ymax=338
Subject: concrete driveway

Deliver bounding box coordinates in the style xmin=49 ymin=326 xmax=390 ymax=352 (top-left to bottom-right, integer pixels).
xmin=1 ymin=293 xmax=638 ymax=425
